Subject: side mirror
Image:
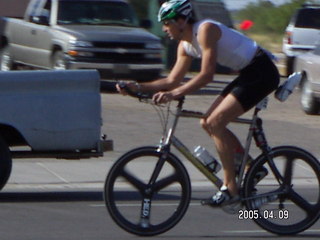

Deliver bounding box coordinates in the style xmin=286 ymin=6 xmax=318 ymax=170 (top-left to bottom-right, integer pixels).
xmin=140 ymin=19 xmax=152 ymax=29
xmin=30 ymin=15 xmax=49 ymax=25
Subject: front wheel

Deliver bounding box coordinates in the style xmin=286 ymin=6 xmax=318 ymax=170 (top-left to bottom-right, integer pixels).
xmin=52 ymin=51 xmax=68 ymax=70
xmin=104 ymin=146 xmax=191 ymax=236
xmin=243 ymin=146 xmax=320 ymax=235
xmin=0 ymin=46 xmax=17 ymax=71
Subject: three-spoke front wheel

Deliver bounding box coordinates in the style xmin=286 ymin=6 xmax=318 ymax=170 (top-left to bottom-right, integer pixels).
xmin=104 ymin=146 xmax=191 ymax=236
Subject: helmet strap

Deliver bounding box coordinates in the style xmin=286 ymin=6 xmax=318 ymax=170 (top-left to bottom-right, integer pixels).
xmin=177 ymin=15 xmax=190 ymax=40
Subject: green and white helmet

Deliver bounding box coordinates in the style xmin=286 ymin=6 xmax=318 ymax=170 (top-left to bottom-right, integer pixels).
xmin=158 ymin=0 xmax=193 ymax=22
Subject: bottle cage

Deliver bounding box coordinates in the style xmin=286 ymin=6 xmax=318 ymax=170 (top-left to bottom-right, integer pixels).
xmin=275 ymin=72 xmax=302 ymax=102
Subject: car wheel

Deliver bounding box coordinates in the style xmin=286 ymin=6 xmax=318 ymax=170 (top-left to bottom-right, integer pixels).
xmin=286 ymin=56 xmax=295 ymax=76
xmin=0 ymin=136 xmax=12 ymax=191
xmin=301 ymin=78 xmax=320 ymax=115
xmin=0 ymin=46 xmax=17 ymax=71
xmin=52 ymin=51 xmax=67 ymax=70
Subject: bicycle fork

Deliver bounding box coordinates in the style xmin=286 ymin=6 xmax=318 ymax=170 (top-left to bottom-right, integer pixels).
xmin=139 ymin=145 xmax=170 ymax=228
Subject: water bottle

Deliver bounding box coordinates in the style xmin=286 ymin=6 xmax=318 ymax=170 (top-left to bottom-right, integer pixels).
xmin=193 ymin=146 xmax=221 ymax=173
xmin=253 ymin=194 xmax=278 ymax=209
xmin=252 ymin=196 xmax=269 ymax=209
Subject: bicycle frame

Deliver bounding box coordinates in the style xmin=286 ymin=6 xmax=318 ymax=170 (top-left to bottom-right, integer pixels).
xmin=156 ymin=97 xmax=270 ymax=190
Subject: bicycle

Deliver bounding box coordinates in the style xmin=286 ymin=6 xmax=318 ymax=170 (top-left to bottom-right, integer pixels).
xmin=104 ymin=81 xmax=320 ymax=236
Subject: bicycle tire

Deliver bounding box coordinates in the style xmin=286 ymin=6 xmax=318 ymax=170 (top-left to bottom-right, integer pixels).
xmin=243 ymin=146 xmax=320 ymax=235
xmin=104 ymin=146 xmax=191 ymax=236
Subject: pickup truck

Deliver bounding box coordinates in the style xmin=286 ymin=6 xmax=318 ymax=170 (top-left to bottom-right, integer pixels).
xmin=0 ymin=70 xmax=113 ymax=191
xmin=0 ymin=0 xmax=164 ymax=81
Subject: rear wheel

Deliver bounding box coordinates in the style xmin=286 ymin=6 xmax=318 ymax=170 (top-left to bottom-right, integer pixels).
xmin=243 ymin=146 xmax=320 ymax=235
xmin=285 ymin=56 xmax=295 ymax=76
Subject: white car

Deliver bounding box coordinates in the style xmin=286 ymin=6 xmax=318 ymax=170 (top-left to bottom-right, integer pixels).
xmin=282 ymin=3 xmax=320 ymax=76
xmin=294 ymin=44 xmax=320 ymax=114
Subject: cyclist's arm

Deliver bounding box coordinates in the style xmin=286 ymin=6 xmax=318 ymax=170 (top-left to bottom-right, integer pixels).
xmin=138 ymin=42 xmax=192 ymax=93
xmin=169 ymin=23 xmax=220 ymax=98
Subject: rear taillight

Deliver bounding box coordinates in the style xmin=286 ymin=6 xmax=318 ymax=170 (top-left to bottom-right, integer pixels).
xmin=286 ymin=31 xmax=292 ymax=45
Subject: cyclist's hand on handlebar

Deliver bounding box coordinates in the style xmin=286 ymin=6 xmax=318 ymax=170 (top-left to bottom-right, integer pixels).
xmin=153 ymin=91 xmax=174 ymax=104
xmin=116 ymin=81 xmax=139 ymax=96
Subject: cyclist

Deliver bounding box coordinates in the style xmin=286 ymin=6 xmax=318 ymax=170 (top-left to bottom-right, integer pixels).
xmin=117 ymin=0 xmax=280 ymax=206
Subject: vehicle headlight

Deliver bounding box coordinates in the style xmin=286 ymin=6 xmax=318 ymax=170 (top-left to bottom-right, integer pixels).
xmin=145 ymin=42 xmax=162 ymax=49
xmin=69 ymin=40 xmax=93 ymax=48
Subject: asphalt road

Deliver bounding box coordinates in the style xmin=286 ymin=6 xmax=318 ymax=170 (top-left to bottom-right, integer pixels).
xmin=1 ymin=74 xmax=320 ymax=240
xmin=1 ymin=188 xmax=320 ymax=240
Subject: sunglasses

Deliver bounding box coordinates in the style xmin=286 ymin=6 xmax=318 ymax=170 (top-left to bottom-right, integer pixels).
xmin=162 ymin=20 xmax=175 ymax=26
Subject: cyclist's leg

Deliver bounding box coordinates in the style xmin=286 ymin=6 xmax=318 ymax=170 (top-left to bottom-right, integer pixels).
xmin=202 ymin=93 xmax=245 ymax=197
xmin=200 ymin=94 xmax=244 ymax=154
xmin=202 ymin=51 xmax=279 ymax=204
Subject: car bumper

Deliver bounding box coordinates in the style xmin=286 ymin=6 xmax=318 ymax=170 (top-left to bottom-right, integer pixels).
xmin=68 ymin=62 xmax=164 ymax=72
xmin=68 ymin=62 xmax=164 ymax=80
xmin=283 ymin=45 xmax=315 ymax=57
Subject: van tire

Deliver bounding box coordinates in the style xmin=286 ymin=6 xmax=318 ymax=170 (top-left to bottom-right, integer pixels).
xmin=301 ymin=78 xmax=320 ymax=115
xmin=286 ymin=56 xmax=295 ymax=76
xmin=52 ymin=51 xmax=67 ymax=70
xmin=0 ymin=46 xmax=17 ymax=71
xmin=0 ymin=136 xmax=12 ymax=191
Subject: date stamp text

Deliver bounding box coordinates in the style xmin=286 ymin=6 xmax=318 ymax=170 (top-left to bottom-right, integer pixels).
xmin=238 ymin=209 xmax=289 ymax=220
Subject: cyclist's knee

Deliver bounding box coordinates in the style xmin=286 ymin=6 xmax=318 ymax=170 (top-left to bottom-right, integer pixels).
xmin=205 ymin=114 xmax=227 ymax=135
xmin=200 ymin=118 xmax=206 ymax=129
xmin=200 ymin=118 xmax=212 ymax=134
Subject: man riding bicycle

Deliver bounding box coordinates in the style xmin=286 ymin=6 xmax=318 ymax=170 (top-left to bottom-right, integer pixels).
xmin=117 ymin=0 xmax=280 ymax=206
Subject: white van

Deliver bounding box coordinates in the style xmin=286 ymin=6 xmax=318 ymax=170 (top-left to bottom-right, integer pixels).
xmin=282 ymin=3 xmax=320 ymax=75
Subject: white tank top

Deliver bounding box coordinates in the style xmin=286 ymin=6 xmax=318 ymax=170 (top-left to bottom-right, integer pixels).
xmin=182 ymin=19 xmax=258 ymax=71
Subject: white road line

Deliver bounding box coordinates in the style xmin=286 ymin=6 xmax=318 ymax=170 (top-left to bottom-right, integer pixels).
xmin=91 ymin=201 xmax=307 ymax=208
xmin=90 ymin=202 xmax=201 ymax=207
xmin=37 ymin=162 xmax=69 ymax=183
xmin=223 ymin=229 xmax=320 ymax=234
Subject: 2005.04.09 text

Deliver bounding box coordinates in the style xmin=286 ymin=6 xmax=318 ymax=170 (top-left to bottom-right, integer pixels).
xmin=238 ymin=209 xmax=289 ymax=220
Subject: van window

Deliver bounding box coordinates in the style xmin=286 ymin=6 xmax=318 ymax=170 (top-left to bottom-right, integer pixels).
xmin=29 ymin=0 xmax=42 ymax=17
xmin=295 ymin=9 xmax=320 ymax=29
xmin=29 ymin=0 xmax=50 ymax=18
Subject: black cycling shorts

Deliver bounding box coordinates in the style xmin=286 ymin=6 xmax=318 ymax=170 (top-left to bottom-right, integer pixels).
xmin=221 ymin=49 xmax=280 ymax=112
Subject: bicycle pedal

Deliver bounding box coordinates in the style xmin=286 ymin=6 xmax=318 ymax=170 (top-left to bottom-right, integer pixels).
xmin=200 ymin=196 xmax=240 ymax=207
